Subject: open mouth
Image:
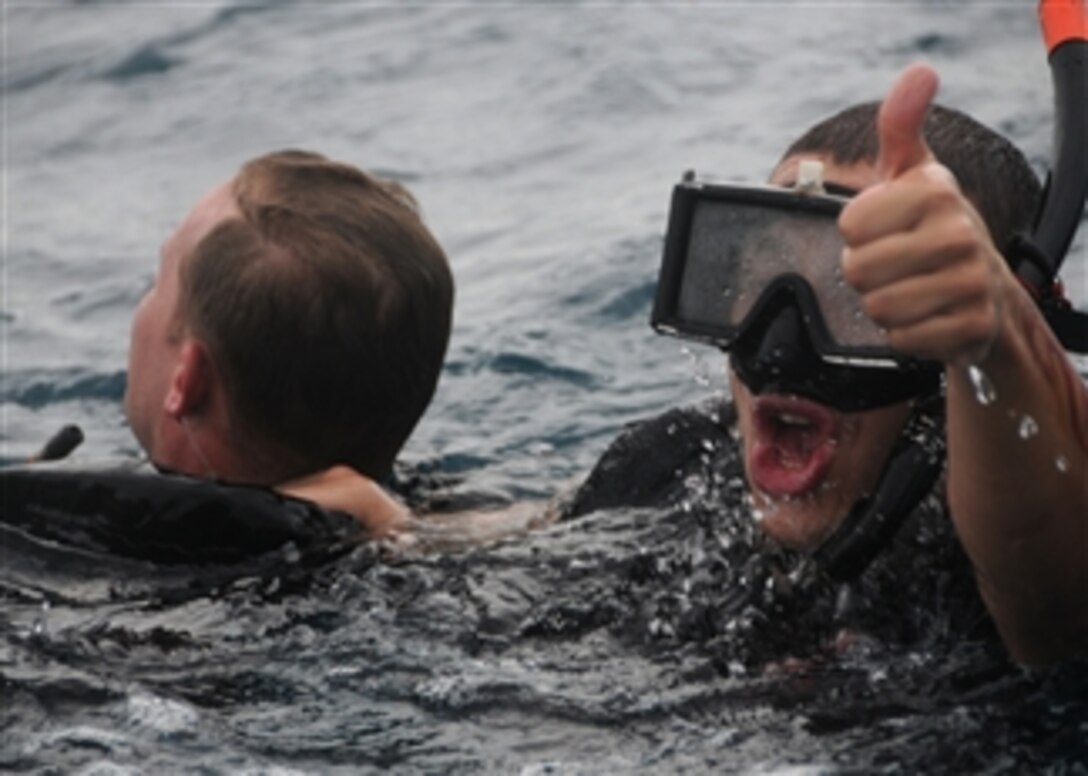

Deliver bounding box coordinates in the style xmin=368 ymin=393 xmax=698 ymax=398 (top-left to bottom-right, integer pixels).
xmin=748 ymin=394 xmax=839 ymax=497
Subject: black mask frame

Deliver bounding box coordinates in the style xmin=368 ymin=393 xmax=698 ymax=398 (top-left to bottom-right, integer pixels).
xmin=650 ymin=180 xmax=946 ymax=363
xmin=651 ymin=178 xmax=941 ymax=410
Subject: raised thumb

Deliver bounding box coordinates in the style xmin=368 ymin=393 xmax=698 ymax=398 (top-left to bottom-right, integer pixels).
xmin=876 ymin=63 xmax=939 ymax=180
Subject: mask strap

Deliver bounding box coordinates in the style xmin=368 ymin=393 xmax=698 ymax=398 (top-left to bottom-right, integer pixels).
xmin=811 ymin=393 xmax=946 ymax=581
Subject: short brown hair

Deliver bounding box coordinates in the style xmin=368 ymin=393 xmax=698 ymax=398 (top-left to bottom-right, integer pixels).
xmin=178 ymin=150 xmax=453 ymax=480
xmin=782 ymin=102 xmax=1042 ymax=257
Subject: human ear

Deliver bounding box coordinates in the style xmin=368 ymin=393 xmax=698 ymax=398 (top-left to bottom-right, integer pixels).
xmin=163 ymin=340 xmax=213 ymax=419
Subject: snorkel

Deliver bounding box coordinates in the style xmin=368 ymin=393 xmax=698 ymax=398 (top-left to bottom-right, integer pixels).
xmin=1008 ymin=0 xmax=1088 ymax=353
xmin=815 ymin=0 xmax=1088 ymax=581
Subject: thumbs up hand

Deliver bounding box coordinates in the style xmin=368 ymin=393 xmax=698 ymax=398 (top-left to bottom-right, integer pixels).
xmin=838 ymin=63 xmax=1012 ymax=367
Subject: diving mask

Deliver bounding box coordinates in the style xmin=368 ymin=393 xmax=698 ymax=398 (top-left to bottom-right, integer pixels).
xmin=651 ymin=172 xmax=939 ymax=410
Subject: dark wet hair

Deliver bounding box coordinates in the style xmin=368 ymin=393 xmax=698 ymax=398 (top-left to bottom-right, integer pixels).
xmin=179 ymin=150 xmax=454 ymax=481
xmin=782 ymin=102 xmax=1043 ymax=258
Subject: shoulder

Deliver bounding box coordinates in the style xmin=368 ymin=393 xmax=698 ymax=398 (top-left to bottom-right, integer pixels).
xmin=564 ymin=397 xmax=740 ymax=517
xmin=276 ymin=465 xmax=408 ymax=538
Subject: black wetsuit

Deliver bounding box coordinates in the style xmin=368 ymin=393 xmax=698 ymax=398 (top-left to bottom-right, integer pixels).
xmin=0 ymin=460 xmax=359 ymax=565
xmin=555 ymin=398 xmax=996 ymax=664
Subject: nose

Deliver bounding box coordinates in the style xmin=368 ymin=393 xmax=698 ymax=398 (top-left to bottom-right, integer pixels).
xmin=748 ymin=303 xmax=819 ymax=379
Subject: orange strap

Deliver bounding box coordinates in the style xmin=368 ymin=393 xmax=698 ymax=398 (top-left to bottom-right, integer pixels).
xmin=1039 ymin=0 xmax=1088 ymax=52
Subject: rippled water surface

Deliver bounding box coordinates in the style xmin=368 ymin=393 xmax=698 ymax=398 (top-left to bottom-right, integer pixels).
xmin=3 ymin=2 xmax=1087 ymax=773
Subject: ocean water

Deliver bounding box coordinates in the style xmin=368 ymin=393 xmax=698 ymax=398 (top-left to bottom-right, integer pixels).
xmin=2 ymin=2 xmax=1087 ymax=774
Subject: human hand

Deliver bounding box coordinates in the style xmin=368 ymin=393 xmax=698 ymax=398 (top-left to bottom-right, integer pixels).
xmin=838 ymin=63 xmax=1013 ymax=366
xmin=277 ymin=464 xmax=409 ymax=537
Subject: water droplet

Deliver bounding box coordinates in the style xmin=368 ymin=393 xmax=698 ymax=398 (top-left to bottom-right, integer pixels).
xmin=1018 ymin=415 xmax=1038 ymax=440
xmin=966 ymin=365 xmax=997 ymax=406
xmin=834 ymin=587 xmax=853 ymax=618
xmin=31 ymin=600 xmax=50 ymax=638
xmin=1056 ymin=455 xmax=1070 ymax=474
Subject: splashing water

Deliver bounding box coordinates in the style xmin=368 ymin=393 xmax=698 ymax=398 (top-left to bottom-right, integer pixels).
xmin=1018 ymin=415 xmax=1039 ymax=440
xmin=1055 ymin=455 xmax=1070 ymax=474
xmin=684 ymin=347 xmax=717 ymax=389
xmin=966 ymin=365 xmax=997 ymax=406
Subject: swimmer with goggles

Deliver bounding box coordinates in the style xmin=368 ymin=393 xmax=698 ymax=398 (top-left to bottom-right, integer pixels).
xmin=650 ymin=0 xmax=1087 ymax=635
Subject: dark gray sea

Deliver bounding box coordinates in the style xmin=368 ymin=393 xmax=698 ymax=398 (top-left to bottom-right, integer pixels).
xmin=3 ymin=2 xmax=1087 ymax=774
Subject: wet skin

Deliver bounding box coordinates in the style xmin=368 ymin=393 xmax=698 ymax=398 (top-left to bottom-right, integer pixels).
xmin=124 ymin=181 xmax=240 ymax=465
xmin=731 ymin=156 xmax=912 ymax=551
xmin=123 ymin=179 xmax=408 ymax=534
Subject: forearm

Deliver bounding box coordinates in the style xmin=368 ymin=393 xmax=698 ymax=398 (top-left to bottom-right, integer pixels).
xmin=946 ymin=281 xmax=1088 ymax=663
xmin=276 ymin=465 xmax=556 ymax=548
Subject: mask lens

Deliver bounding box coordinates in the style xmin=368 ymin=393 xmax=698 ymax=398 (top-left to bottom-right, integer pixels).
xmin=678 ymin=195 xmax=888 ymax=354
xmin=816 ymin=262 xmax=888 ymax=351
